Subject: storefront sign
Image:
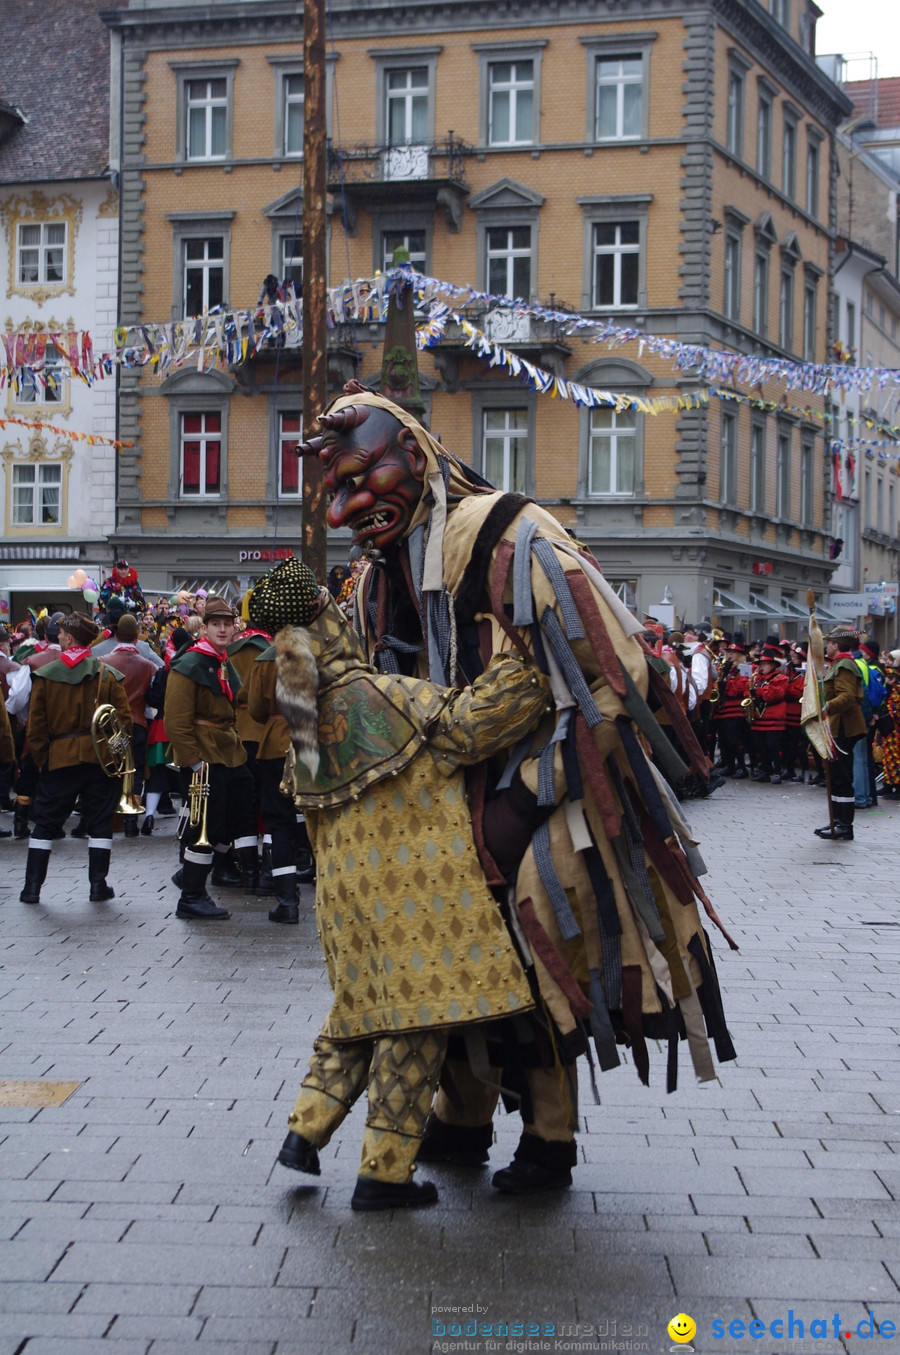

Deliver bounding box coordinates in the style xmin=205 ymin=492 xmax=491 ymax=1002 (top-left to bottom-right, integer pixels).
xmin=827 ymin=593 xmax=869 ymax=617
xmin=237 ymin=547 xmax=294 ymax=564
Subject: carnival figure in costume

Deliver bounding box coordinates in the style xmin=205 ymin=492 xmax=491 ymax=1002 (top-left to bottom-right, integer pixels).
xmin=98 ymin=559 xmax=147 ymax=616
xmin=255 ymin=557 xmax=550 ymax=1210
xmin=299 ymin=389 xmax=737 ymax=1194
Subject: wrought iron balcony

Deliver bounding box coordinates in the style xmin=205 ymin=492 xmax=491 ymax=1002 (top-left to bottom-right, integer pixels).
xmin=327 ymin=136 xmax=473 ymax=234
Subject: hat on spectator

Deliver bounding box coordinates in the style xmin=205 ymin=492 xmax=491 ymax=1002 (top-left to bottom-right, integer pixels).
xmin=202 ymin=595 xmax=236 ymax=623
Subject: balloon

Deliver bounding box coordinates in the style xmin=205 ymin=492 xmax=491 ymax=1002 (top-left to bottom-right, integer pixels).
xmin=84 ymin=578 xmax=98 ymax=593
xmin=82 ymin=589 xmax=98 ymax=604
xmin=73 ymin=568 xmax=87 ymax=587
xmin=67 ymin=574 xmax=78 ymax=589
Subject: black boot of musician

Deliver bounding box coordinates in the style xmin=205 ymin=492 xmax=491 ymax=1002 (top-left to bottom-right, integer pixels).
xmin=211 ymin=847 xmax=245 ymax=888
xmin=814 ymin=801 xmax=854 ymax=841
xmin=88 ymin=845 xmax=115 ymax=901
xmin=20 ymin=844 xmax=50 ymax=904
xmin=237 ymin=843 xmax=259 ymax=894
xmin=13 ymin=797 xmax=31 ymax=840
xmin=177 ymin=855 xmax=229 ymax=919
xmin=256 ymin=842 xmax=276 ymax=896
xmin=268 ymin=871 xmax=299 ymax=924
xmin=123 ymin=816 xmax=140 ymax=838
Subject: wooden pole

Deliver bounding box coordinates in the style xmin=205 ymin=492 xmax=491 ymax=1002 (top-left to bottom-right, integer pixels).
xmin=301 ymin=0 xmax=327 ymax=582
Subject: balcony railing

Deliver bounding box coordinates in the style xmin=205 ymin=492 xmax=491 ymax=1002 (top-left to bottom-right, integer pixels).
xmin=327 ymin=135 xmax=472 ymax=188
xmin=443 ymin=305 xmax=575 ymax=347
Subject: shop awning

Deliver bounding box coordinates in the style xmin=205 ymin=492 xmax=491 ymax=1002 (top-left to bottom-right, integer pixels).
xmin=711 ymin=585 xmax=760 ymax=617
xmin=779 ymin=596 xmax=839 ymax=624
xmin=748 ymin=592 xmax=785 ymax=619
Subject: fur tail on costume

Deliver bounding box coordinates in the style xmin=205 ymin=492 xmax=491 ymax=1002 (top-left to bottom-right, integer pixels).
xmin=276 ymin=625 xmax=320 ymax=780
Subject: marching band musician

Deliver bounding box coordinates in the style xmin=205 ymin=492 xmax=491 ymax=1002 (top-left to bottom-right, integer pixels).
xmin=164 ymin=595 xmax=259 ymax=920
xmin=748 ymin=642 xmax=789 ymax=783
xmin=226 ymin=604 xmax=273 ymax=890
xmin=782 ymin=643 xmax=807 ymax=781
xmin=107 ymin=613 xmax=157 ymax=838
xmin=712 ymin=637 xmax=750 ymax=778
xmin=814 ymin=625 xmax=866 ymax=841
xmin=19 ymin=612 xmax=132 ymax=906
xmin=244 ymin=569 xmax=307 ymax=925
xmin=6 ymin=616 xmax=63 ymax=840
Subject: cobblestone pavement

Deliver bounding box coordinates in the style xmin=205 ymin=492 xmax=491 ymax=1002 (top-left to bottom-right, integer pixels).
xmin=0 ymin=779 xmax=898 ymax=1355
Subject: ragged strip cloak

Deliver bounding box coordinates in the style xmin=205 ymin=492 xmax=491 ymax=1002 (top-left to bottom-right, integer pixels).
xmin=276 ymin=597 xmax=549 ymax=1041
xmin=325 ymin=391 xmax=737 ymax=1088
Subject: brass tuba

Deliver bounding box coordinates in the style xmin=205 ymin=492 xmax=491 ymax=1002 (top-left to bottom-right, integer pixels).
xmin=91 ymin=703 xmax=144 ymax=815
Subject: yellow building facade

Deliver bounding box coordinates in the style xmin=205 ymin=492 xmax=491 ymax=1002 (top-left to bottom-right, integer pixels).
xmin=105 ymin=0 xmax=850 ymax=630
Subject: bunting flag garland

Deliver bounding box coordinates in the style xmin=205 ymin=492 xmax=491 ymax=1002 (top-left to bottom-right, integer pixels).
xmin=0 ymin=415 xmax=131 ymax=449
xmin=3 ymin=267 xmax=900 ymax=416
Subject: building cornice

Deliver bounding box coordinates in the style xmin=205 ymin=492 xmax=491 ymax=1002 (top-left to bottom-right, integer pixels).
xmin=99 ymin=0 xmax=852 ymax=136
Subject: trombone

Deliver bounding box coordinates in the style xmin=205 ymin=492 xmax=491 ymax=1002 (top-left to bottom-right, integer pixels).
xmin=186 ymin=761 xmax=212 ymax=848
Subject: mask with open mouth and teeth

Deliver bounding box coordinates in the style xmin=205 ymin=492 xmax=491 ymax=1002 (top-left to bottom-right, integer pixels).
xmin=320 ymin=406 xmax=427 ymax=551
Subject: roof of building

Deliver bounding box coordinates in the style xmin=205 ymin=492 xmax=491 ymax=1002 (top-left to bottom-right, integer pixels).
xmin=845 ymin=76 xmax=900 ymax=130
xmin=0 ymin=0 xmax=127 ymax=185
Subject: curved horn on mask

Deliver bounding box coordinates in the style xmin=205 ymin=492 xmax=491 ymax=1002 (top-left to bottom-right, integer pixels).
xmin=296 ymin=434 xmax=327 ymax=457
xmin=316 ymin=404 xmax=371 ymax=434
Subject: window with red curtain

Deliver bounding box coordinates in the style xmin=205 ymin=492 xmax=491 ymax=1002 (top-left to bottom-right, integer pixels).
xmin=181 ymin=412 xmax=221 ymax=495
xmin=279 ymin=411 xmax=301 ymax=494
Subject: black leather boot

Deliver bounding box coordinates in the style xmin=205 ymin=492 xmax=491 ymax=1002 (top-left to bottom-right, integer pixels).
xmin=123 ymin=817 xmax=140 ymax=838
xmin=140 ymin=814 xmax=154 ymax=836
xmin=210 ymin=852 xmax=245 ymax=888
xmin=277 ymin=1131 xmax=321 ymax=1174
xmin=237 ymin=845 xmax=259 ymax=894
xmin=255 ymin=844 xmax=276 ymax=895
xmin=13 ymin=799 xmax=31 ymax=839
xmin=814 ymin=823 xmax=854 ymax=841
xmin=350 ymin=1176 xmax=438 ymax=1212
xmin=20 ymin=847 xmax=49 ymax=904
xmin=268 ymin=873 xmax=299 ymax=924
xmin=88 ymin=848 xmax=115 ymax=901
xmin=417 ymin=1114 xmax=492 ymax=1167
xmin=492 ymin=1134 xmax=577 ymax=1194
xmin=177 ymin=859 xmax=229 ymax=919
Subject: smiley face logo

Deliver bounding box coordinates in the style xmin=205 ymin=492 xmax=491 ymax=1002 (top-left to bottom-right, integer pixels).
xmin=667 ymin=1313 xmax=697 ymax=1346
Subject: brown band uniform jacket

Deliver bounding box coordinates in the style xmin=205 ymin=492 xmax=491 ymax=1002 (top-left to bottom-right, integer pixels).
xmin=824 ymin=657 xmax=866 ymax=741
xmin=226 ymin=632 xmax=271 ymax=745
xmin=246 ymin=644 xmax=290 ymax=760
xmin=27 ymin=657 xmax=132 ymax=772
xmin=164 ymin=648 xmax=246 ymax=769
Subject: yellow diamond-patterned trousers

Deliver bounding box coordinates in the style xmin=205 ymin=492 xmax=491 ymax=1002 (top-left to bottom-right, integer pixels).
xmin=287 ymin=1029 xmax=448 ymax=1183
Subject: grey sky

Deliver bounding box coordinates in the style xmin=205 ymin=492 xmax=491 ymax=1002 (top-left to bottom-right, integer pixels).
xmin=816 ymin=0 xmax=900 ymax=80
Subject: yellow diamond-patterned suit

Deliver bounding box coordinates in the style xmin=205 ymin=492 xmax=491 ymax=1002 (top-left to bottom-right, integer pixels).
xmin=284 ymin=599 xmax=548 ymax=1182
